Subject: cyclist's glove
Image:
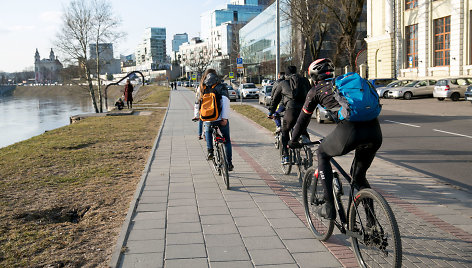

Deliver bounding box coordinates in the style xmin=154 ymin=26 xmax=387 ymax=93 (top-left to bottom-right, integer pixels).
xmin=288 ymin=140 xmax=302 ymax=149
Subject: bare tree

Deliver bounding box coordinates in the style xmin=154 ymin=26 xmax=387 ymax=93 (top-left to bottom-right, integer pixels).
xmin=55 ymin=0 xmax=123 ymax=113
xmin=182 ymin=47 xmax=213 ymax=77
xmin=282 ymin=0 xmax=329 ymax=72
xmin=323 ymin=0 xmax=365 ymax=70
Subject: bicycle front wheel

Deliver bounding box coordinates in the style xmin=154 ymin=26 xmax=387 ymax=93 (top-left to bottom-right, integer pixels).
xmin=219 ymin=143 xmax=230 ymax=190
xmin=349 ymin=188 xmax=402 ymax=268
xmin=280 ymin=143 xmax=292 ymax=175
xmin=296 ymin=146 xmax=313 ymax=187
xmin=302 ymin=167 xmax=334 ymax=241
xmin=212 ymin=142 xmax=221 ymax=175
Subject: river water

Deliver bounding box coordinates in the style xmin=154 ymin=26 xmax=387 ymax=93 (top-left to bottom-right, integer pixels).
xmin=0 ymin=94 xmax=94 ymax=148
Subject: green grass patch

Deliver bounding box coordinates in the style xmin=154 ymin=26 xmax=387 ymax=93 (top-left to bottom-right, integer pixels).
xmin=231 ymin=104 xmax=276 ymax=132
xmin=0 ymin=85 xmax=168 ymax=267
xmin=135 ymin=85 xmax=170 ymax=106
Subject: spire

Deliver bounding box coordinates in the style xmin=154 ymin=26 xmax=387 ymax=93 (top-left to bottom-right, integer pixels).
xmin=49 ymin=48 xmax=55 ymax=61
xmin=35 ymin=48 xmax=40 ymax=62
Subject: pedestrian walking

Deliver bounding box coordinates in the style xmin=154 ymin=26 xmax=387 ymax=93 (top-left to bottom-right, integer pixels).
xmin=124 ymin=79 xmax=134 ymax=109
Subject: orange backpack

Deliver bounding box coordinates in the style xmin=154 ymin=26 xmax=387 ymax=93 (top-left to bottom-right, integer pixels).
xmin=199 ymin=84 xmax=222 ymax=121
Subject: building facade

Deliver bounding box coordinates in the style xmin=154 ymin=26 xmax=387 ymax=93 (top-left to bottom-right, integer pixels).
xmin=136 ymin=27 xmax=167 ymax=71
xmin=34 ymin=48 xmax=63 ymax=83
xmin=89 ymin=43 xmax=121 ymax=74
xmin=239 ymin=1 xmax=292 ymax=79
xmin=172 ymin=33 xmax=189 ymax=52
xmin=366 ymin=0 xmax=472 ymax=79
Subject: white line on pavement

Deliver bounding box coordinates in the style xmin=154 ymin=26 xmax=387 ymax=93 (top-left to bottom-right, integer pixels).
xmin=433 ymin=129 xmax=472 ymax=139
xmin=384 ymin=120 xmax=421 ymax=128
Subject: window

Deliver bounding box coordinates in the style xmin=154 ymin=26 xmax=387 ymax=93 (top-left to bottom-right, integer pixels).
xmin=405 ymin=0 xmax=417 ymax=10
xmin=434 ymin=16 xmax=451 ymax=66
xmin=405 ymin=24 xmax=418 ymax=68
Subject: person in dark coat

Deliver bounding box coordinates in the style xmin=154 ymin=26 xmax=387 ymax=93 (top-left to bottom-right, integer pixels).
xmin=124 ymin=79 xmax=134 ymax=109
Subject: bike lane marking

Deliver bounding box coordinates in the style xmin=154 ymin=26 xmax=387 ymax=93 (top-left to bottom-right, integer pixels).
xmin=384 ymin=120 xmax=421 ymax=128
xmin=433 ymin=129 xmax=472 ymax=139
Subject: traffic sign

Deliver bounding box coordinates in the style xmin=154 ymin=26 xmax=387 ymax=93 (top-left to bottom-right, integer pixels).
xmin=236 ymin=58 xmax=243 ymax=65
xmin=229 ymin=72 xmax=234 ymax=78
xmin=191 ymin=74 xmax=197 ymax=81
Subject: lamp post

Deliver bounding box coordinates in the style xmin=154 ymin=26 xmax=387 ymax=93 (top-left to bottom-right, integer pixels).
xmin=276 ymin=0 xmax=280 ymax=78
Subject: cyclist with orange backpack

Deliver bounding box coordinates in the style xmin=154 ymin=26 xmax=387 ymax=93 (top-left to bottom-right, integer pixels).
xmin=194 ymin=69 xmax=233 ymax=171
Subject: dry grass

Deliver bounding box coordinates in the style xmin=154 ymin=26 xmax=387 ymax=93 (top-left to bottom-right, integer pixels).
xmin=0 ymin=85 xmax=168 ymax=267
xmin=231 ymin=104 xmax=276 ymax=132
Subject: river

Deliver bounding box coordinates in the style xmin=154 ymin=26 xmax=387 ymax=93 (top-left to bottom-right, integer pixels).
xmin=0 ymin=94 xmax=94 ymax=148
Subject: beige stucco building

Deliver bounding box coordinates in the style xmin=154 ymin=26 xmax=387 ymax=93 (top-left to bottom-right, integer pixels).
xmin=366 ymin=0 xmax=472 ymax=79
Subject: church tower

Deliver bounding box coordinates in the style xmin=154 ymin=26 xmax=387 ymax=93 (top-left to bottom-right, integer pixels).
xmin=49 ymin=48 xmax=55 ymax=61
xmin=35 ymin=48 xmax=40 ymax=62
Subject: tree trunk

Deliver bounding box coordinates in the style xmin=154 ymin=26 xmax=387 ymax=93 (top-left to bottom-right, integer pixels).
xmin=85 ymin=66 xmax=99 ymax=113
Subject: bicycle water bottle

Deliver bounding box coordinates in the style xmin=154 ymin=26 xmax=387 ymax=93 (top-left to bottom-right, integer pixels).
xmin=333 ymin=171 xmax=343 ymax=197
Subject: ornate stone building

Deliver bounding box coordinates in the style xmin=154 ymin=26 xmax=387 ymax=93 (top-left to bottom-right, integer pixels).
xmin=34 ymin=48 xmax=63 ymax=83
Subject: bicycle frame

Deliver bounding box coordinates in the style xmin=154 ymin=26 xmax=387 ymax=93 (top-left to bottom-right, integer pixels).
xmin=304 ymin=141 xmax=364 ymax=239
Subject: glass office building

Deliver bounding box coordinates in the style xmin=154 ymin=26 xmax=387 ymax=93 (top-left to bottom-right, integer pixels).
xmin=239 ymin=2 xmax=291 ymax=77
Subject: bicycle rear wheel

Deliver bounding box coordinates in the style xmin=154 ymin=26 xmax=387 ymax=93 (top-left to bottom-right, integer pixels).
xmin=212 ymin=141 xmax=221 ymax=175
xmin=349 ymin=188 xmax=402 ymax=268
xmin=296 ymin=146 xmax=313 ymax=187
xmin=302 ymin=167 xmax=334 ymax=241
xmin=219 ymin=143 xmax=230 ymax=190
xmin=280 ymin=143 xmax=292 ymax=175
xmin=274 ymin=133 xmax=280 ymax=149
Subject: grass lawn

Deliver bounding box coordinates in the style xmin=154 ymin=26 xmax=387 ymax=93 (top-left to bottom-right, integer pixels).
xmin=0 ymin=85 xmax=169 ymax=267
xmin=231 ymin=104 xmax=276 ymax=133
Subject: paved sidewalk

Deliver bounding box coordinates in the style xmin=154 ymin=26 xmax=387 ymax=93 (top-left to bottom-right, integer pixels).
xmin=111 ymin=87 xmax=472 ymax=267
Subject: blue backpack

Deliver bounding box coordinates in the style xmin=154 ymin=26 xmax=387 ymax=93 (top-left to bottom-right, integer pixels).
xmin=333 ymin=72 xmax=381 ymax=122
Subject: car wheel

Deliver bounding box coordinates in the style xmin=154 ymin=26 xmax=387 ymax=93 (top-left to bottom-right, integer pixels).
xmin=450 ymin=93 xmax=460 ymax=102
xmin=437 ymin=98 xmax=445 ymax=101
xmin=316 ymin=108 xmax=324 ymax=124
xmin=383 ymin=91 xmax=389 ymax=98
xmin=403 ymin=92 xmax=412 ymax=100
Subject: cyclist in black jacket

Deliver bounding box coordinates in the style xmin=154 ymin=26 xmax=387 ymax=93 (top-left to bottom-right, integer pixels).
xmin=289 ymin=58 xmax=382 ymax=220
xmin=269 ymin=66 xmax=311 ymax=164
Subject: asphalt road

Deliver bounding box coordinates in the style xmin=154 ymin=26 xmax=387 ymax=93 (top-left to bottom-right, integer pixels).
xmin=243 ymin=97 xmax=472 ymax=192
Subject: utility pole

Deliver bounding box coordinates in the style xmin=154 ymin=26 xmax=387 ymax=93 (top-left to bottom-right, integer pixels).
xmin=276 ymin=0 xmax=280 ymax=78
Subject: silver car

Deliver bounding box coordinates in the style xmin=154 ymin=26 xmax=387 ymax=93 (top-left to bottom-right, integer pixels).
xmin=258 ymin=85 xmax=272 ymax=106
xmin=312 ymin=105 xmax=334 ymax=124
xmin=376 ymin=80 xmax=412 ymax=98
xmin=387 ymin=79 xmax=437 ymax=100
xmin=239 ymin=83 xmax=259 ymax=99
xmin=433 ymin=78 xmax=472 ymax=101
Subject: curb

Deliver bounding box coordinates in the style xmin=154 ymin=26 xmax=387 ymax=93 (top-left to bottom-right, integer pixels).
xmin=109 ymin=93 xmax=172 ymax=268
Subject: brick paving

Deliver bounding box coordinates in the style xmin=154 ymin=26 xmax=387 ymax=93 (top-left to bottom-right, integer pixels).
xmin=110 ymin=88 xmax=472 ymax=267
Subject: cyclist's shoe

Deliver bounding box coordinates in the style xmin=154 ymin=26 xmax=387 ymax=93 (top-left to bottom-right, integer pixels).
xmin=207 ymin=149 xmax=214 ymax=160
xmin=198 ymin=135 xmax=203 ymax=140
xmin=228 ymin=162 xmax=234 ymax=171
xmin=318 ymin=202 xmax=335 ymax=220
xmin=282 ymin=156 xmax=290 ymax=165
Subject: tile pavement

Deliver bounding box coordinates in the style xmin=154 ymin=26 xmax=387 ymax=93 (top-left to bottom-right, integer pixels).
xmin=111 ymin=88 xmax=472 ymax=268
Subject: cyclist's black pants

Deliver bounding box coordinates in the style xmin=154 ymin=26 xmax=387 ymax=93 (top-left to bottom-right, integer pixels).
xmin=282 ymin=107 xmax=309 ymax=157
xmin=317 ymin=118 xmax=382 ymax=203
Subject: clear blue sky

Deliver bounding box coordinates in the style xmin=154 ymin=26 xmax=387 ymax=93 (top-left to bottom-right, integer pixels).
xmin=0 ymin=0 xmax=230 ymax=73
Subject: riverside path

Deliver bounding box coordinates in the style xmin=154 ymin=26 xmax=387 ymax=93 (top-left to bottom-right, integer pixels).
xmin=110 ymin=86 xmax=472 ymax=267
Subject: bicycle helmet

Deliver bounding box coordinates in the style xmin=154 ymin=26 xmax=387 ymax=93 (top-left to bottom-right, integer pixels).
xmin=308 ymin=58 xmax=335 ymax=81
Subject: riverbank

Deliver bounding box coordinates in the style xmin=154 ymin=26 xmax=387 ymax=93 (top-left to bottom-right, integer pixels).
xmin=0 ymin=85 xmax=170 ymax=267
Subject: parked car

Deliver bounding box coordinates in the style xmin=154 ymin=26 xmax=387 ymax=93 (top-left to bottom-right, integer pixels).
xmin=368 ymin=78 xmax=397 ymax=89
xmin=312 ymin=105 xmax=334 ymax=124
xmin=222 ymin=83 xmax=238 ymax=101
xmin=465 ymin=85 xmax=472 ymax=103
xmin=387 ymin=79 xmax=437 ymax=99
xmin=183 ymin=81 xmax=190 ymax=87
xmin=376 ymin=80 xmax=412 ymax=98
xmin=238 ymin=83 xmax=258 ymax=99
xmin=261 ymin=79 xmax=273 ymax=87
xmin=433 ymin=77 xmax=472 ymax=101
xmin=258 ymin=85 xmax=273 ymax=106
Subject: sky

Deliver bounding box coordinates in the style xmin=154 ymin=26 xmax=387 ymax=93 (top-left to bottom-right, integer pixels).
xmin=0 ymin=0 xmax=231 ymax=73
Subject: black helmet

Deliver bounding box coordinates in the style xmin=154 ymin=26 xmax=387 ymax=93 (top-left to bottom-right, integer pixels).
xmin=308 ymin=58 xmax=335 ymax=81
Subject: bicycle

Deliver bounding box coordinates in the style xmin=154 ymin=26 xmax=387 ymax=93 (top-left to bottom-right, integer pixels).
xmin=209 ymin=125 xmax=230 ymax=190
xmin=269 ymin=114 xmax=313 ymax=186
xmin=301 ymin=140 xmax=402 ymax=268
